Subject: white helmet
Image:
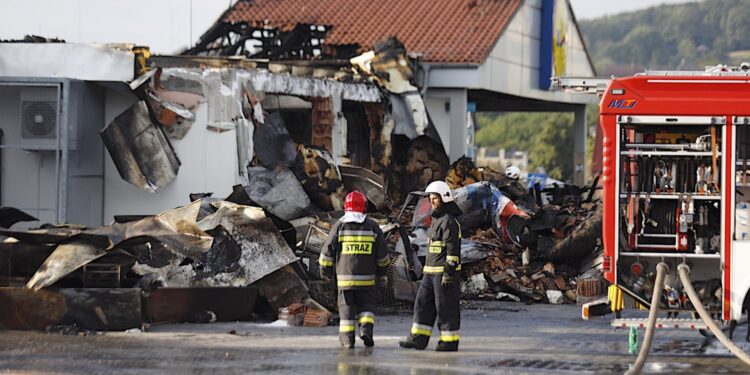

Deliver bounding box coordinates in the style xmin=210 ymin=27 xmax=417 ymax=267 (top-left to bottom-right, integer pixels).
xmin=425 ymin=180 xmax=454 ymax=203
xmin=505 ymin=165 xmax=520 ymax=179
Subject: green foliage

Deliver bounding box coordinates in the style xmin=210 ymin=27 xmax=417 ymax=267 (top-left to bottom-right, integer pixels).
xmin=476 ymin=112 xmax=575 ymax=180
xmin=476 ymin=104 xmax=600 ymax=182
xmin=580 ymin=0 xmax=750 ymax=75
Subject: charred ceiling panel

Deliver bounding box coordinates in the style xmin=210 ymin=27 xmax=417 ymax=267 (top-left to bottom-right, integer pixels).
xmin=26 ymin=240 xmax=108 ymax=290
xmin=193 ymin=201 xmax=298 ymax=286
xmin=21 ymin=200 xmax=299 ymax=289
xmin=237 ymin=70 xmax=381 ymax=103
xmin=24 ymin=201 xmax=213 ymax=290
xmin=101 ymin=101 xmax=181 ymax=193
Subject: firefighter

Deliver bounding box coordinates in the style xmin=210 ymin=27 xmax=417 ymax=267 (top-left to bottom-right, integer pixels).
xmin=502 ymin=165 xmax=527 ymax=200
xmin=319 ymin=190 xmax=391 ymax=349
xmin=399 ymin=180 xmax=463 ymax=352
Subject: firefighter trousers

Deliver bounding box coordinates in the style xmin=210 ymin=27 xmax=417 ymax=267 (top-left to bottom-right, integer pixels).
xmin=409 ymin=273 xmax=460 ymax=347
xmin=338 ymin=287 xmax=377 ymax=346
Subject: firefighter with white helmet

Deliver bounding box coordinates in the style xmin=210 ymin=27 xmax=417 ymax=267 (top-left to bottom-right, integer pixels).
xmin=320 ymin=190 xmax=390 ymax=349
xmin=502 ymin=165 xmax=528 ymax=202
xmin=505 ymin=165 xmax=521 ymax=180
xmin=399 ymin=180 xmax=463 ymax=351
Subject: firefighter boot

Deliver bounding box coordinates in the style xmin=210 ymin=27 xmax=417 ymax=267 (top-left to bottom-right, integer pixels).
xmin=359 ymin=324 xmax=374 ymax=347
xmin=340 ymin=332 xmax=355 ymax=349
xmin=358 ymin=312 xmax=375 ymax=347
xmin=435 ymin=340 xmax=459 ymax=352
xmin=398 ymin=335 xmax=428 ymax=350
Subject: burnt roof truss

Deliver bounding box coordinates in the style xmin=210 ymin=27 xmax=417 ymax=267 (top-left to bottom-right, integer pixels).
xmin=184 ymin=22 xmax=331 ymax=60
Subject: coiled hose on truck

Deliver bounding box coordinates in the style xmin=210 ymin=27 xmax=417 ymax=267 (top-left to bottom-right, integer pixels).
xmin=624 ymin=262 xmax=669 ymax=375
xmin=677 ymin=263 xmax=750 ymax=367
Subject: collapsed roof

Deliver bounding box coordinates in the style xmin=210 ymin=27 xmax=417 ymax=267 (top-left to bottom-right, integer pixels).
xmin=186 ymin=0 xmax=522 ymax=63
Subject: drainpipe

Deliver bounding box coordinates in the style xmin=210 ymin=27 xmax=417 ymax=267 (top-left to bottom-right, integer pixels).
xmin=420 ymin=64 xmax=431 ymax=97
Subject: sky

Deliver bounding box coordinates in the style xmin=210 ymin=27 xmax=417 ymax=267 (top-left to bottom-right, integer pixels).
xmin=0 ymin=0 xmax=701 ymax=55
xmin=569 ymin=0 xmax=698 ymax=20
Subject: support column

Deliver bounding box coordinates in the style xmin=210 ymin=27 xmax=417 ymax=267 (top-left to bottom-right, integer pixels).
xmin=574 ymin=105 xmax=587 ymax=185
xmin=331 ymin=94 xmax=346 ymax=164
xmin=425 ymin=88 xmax=468 ymax=162
xmin=448 ymin=90 xmax=468 ymax=162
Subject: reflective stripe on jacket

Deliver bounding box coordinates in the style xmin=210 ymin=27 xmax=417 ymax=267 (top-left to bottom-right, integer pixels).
xmin=424 ymin=203 xmax=462 ymax=275
xmin=319 ymin=217 xmax=390 ymax=289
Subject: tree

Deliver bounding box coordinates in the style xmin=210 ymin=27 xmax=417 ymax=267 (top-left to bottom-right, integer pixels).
xmin=476 ymin=112 xmax=578 ymax=181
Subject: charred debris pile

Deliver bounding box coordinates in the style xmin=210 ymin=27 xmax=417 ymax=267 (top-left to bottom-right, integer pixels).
xmin=0 ymin=39 xmax=602 ymax=332
xmin=0 ymin=156 xmax=602 ymax=332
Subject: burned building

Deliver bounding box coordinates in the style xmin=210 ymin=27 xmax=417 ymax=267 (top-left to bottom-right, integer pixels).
xmin=185 ymin=0 xmax=597 ymax=184
xmin=0 ymin=40 xmax=449 ymax=226
xmin=0 ymin=0 xmax=604 ymax=332
xmin=0 ymin=39 xmax=446 ymax=330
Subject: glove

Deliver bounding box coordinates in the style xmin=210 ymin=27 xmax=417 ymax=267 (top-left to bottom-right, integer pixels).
xmin=441 ymin=274 xmax=454 ymax=287
xmin=377 ymin=275 xmax=388 ymax=286
xmin=321 ymin=267 xmax=334 ymax=282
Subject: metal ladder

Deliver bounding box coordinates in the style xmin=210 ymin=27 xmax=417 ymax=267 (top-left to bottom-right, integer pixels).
xmin=612 ymin=317 xmax=727 ymax=330
xmin=551 ymin=77 xmax=613 ymax=95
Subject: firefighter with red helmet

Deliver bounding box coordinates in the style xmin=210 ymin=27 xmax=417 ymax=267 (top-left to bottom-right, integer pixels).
xmin=319 ymin=190 xmax=391 ymax=349
xmin=399 ymin=180 xmax=463 ymax=351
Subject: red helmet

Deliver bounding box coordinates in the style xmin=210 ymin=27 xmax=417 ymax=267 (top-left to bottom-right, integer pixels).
xmin=344 ymin=190 xmax=367 ymax=213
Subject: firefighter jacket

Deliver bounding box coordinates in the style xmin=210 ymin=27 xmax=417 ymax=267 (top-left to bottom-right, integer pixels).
xmin=424 ymin=202 xmax=462 ymax=276
xmin=319 ymin=217 xmax=391 ymax=289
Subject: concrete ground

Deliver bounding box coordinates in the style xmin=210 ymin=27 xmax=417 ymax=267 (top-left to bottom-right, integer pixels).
xmin=0 ymin=300 xmax=748 ymax=374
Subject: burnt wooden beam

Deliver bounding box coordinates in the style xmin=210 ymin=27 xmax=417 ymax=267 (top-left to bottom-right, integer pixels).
xmin=0 ymin=288 xmax=141 ymax=331
xmin=144 ymin=287 xmax=259 ymax=324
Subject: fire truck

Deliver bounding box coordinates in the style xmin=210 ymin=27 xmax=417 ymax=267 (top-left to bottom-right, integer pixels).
xmin=558 ymin=64 xmax=750 ymax=329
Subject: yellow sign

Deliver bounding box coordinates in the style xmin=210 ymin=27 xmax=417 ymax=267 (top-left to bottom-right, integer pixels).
xmin=553 ymin=0 xmax=568 ymax=77
xmin=342 ymin=242 xmax=373 ymax=255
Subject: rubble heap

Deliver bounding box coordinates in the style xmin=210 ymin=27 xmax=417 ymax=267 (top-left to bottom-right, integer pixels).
xmin=0 ymin=38 xmax=603 ymax=332
xmin=394 ymin=157 xmax=604 ymax=305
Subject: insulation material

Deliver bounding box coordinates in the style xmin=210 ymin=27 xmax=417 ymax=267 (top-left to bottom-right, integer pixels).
xmin=245 ymin=166 xmax=316 ymax=221
xmin=253 ymin=112 xmax=297 ymax=169
xmin=237 ymin=69 xmax=381 ymax=102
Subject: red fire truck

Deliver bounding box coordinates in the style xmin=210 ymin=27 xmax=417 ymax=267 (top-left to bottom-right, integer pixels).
xmin=559 ymin=65 xmax=750 ymax=326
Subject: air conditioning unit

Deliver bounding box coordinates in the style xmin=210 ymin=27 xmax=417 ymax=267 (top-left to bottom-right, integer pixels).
xmin=19 ymin=87 xmax=60 ymax=150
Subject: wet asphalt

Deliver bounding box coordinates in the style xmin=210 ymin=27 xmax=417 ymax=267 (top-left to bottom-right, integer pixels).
xmin=0 ymin=300 xmax=748 ymax=374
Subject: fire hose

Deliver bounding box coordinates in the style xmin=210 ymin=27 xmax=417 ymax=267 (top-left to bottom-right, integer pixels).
xmin=677 ymin=263 xmax=750 ymax=367
xmin=626 ymin=262 xmax=750 ymax=374
xmin=624 ymin=262 xmax=668 ymax=375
